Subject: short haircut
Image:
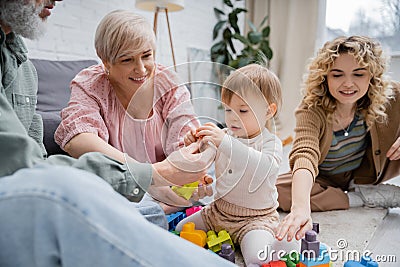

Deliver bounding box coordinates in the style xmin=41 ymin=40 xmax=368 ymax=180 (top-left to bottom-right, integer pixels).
xmin=95 ymin=10 xmax=156 ymax=64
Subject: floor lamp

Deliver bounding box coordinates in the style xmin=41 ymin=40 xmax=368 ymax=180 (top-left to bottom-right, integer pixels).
xmin=135 ymin=0 xmax=184 ymax=71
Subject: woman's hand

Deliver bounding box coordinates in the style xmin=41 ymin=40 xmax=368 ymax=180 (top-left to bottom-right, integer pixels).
xmin=196 ymin=122 xmax=225 ymax=147
xmin=387 ymin=136 xmax=400 ymax=160
xmin=276 ymin=206 xmax=313 ymax=241
xmin=183 ymin=128 xmax=198 ymax=146
xmin=148 ymin=186 xmax=192 ymax=208
xmin=151 ymin=142 xmax=216 ymax=186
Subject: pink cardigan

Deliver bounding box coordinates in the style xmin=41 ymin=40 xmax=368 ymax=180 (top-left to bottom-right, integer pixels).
xmin=55 ymin=64 xmax=199 ymax=163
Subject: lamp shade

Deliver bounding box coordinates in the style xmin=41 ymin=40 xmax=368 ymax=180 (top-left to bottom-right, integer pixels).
xmin=135 ymin=0 xmax=184 ymax=12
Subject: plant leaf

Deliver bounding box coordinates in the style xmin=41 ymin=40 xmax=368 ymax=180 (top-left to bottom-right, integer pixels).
xmin=228 ymin=59 xmax=240 ymax=69
xmin=211 ymin=41 xmax=226 ymax=54
xmin=232 ymin=7 xmax=247 ymax=15
xmin=232 ymin=33 xmax=251 ymax=46
xmin=228 ymin=12 xmax=240 ymax=34
xmin=213 ymin=20 xmax=227 ymax=40
xmin=262 ymin=26 xmax=271 ymax=38
xmin=227 ymin=37 xmax=236 ymax=54
xmin=258 ymin=15 xmax=269 ymax=28
xmin=223 ymin=0 xmax=233 ymax=8
xmin=248 ymin=31 xmax=262 ymax=44
xmin=238 ymin=56 xmax=252 ymax=68
xmin=260 ymin=40 xmax=273 ymax=59
xmin=215 ymin=54 xmax=227 ymax=64
xmin=248 ymin=20 xmax=257 ymax=32
xmin=223 ymin=27 xmax=232 ymax=40
xmin=214 ymin=7 xmax=225 ymax=18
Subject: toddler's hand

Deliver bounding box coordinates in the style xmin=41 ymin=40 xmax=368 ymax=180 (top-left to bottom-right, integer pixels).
xmin=196 ymin=122 xmax=225 ymax=147
xmin=190 ymin=175 xmax=214 ymax=202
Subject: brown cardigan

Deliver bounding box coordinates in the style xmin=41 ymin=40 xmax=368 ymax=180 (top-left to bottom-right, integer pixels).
xmin=289 ymin=82 xmax=400 ymax=185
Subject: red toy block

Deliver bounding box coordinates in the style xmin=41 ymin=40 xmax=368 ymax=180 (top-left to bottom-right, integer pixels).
xmin=261 ymin=260 xmax=287 ymax=267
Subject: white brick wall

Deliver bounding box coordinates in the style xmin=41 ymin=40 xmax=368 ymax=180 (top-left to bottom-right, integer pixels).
xmin=24 ymin=0 xmax=220 ymax=66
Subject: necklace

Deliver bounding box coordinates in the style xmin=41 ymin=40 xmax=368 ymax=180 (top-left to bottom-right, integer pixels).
xmin=335 ymin=110 xmax=354 ymax=137
xmin=342 ymin=123 xmax=351 ymax=136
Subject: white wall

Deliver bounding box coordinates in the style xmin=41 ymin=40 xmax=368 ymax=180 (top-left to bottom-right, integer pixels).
xmin=24 ymin=0 xmax=218 ymax=66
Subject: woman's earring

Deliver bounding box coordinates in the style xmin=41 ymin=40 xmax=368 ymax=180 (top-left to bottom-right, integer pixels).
xmin=105 ymin=69 xmax=110 ymax=76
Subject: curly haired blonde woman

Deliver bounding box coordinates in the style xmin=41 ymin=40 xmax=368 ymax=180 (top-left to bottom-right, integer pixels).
xmin=275 ymin=36 xmax=400 ymax=241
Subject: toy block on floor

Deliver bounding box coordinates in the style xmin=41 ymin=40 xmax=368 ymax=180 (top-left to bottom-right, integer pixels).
xmin=280 ymin=251 xmax=300 ymax=267
xmin=185 ymin=206 xmax=203 ymax=217
xmin=180 ymin=222 xmax=207 ymax=247
xmin=206 ymin=230 xmax=234 ymax=253
xmin=217 ymin=243 xmax=235 ymax=263
xmin=297 ymin=262 xmax=330 ymax=267
xmin=171 ymin=181 xmax=199 ymax=200
xmin=301 ymin=230 xmax=320 ymax=258
xmin=300 ymin=243 xmax=330 ymax=267
xmin=312 ymin=222 xmax=320 ymax=234
xmin=344 ymin=255 xmax=378 ymax=267
xmin=166 ymin=211 xmax=186 ymax=231
xmin=261 ymin=260 xmax=287 ymax=267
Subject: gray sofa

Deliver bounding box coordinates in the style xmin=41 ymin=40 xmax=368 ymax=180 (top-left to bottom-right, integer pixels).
xmin=31 ymin=58 xmax=98 ymax=155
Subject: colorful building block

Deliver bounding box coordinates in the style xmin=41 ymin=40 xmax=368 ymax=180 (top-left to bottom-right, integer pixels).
xmin=297 ymin=262 xmax=330 ymax=267
xmin=301 ymin=230 xmax=320 ymax=259
xmin=344 ymin=256 xmax=378 ymax=267
xmin=206 ymin=230 xmax=234 ymax=253
xmin=312 ymin=222 xmax=320 ymax=234
xmin=217 ymin=243 xmax=235 ymax=263
xmin=180 ymin=222 xmax=207 ymax=247
xmin=261 ymin=260 xmax=287 ymax=267
xmin=171 ymin=181 xmax=199 ymax=200
xmin=300 ymin=243 xmax=330 ymax=267
xmin=166 ymin=211 xmax=186 ymax=231
xmin=185 ymin=205 xmax=203 ymax=217
xmin=280 ymin=251 xmax=300 ymax=267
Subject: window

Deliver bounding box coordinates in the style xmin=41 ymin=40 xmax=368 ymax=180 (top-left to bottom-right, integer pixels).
xmin=324 ymin=0 xmax=400 ymax=52
xmin=324 ymin=0 xmax=400 ymax=76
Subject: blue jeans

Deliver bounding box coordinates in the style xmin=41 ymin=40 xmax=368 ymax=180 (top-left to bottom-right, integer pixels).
xmin=0 ymin=164 xmax=235 ymax=267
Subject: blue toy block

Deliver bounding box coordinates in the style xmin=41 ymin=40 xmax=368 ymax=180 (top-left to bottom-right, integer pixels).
xmin=166 ymin=211 xmax=186 ymax=231
xmin=300 ymin=243 xmax=330 ymax=266
xmin=344 ymin=255 xmax=378 ymax=267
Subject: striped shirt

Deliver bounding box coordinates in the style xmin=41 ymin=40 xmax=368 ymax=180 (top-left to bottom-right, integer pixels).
xmin=319 ymin=114 xmax=368 ymax=175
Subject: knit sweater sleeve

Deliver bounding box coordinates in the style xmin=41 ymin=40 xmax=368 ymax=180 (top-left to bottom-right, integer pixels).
xmin=289 ymin=104 xmax=328 ymax=180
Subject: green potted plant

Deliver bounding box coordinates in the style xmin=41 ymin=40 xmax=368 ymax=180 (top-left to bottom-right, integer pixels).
xmin=211 ymin=0 xmax=273 ymax=69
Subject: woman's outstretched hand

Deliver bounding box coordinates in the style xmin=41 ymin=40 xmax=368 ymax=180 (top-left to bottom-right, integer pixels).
xmin=276 ymin=206 xmax=313 ymax=241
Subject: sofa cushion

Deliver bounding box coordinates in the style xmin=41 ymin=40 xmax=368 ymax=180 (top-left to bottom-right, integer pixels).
xmin=31 ymin=59 xmax=98 ymax=155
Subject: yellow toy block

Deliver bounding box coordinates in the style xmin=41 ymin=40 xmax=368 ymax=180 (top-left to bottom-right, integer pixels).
xmin=171 ymin=181 xmax=199 ymax=200
xmin=206 ymin=230 xmax=234 ymax=252
xmin=180 ymin=222 xmax=207 ymax=247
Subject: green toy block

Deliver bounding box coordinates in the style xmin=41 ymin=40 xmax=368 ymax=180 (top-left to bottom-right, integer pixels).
xmin=206 ymin=230 xmax=234 ymax=253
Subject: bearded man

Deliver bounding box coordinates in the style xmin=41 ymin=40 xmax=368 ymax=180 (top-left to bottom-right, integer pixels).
xmin=0 ymin=1 xmax=231 ymax=266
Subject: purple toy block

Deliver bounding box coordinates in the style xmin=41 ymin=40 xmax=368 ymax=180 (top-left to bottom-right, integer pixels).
xmin=312 ymin=222 xmax=319 ymax=234
xmin=301 ymin=230 xmax=320 ymax=258
xmin=218 ymin=243 xmax=235 ymax=263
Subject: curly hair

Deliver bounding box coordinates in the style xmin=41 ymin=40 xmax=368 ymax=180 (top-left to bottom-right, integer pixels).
xmin=302 ymin=35 xmax=393 ymax=128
